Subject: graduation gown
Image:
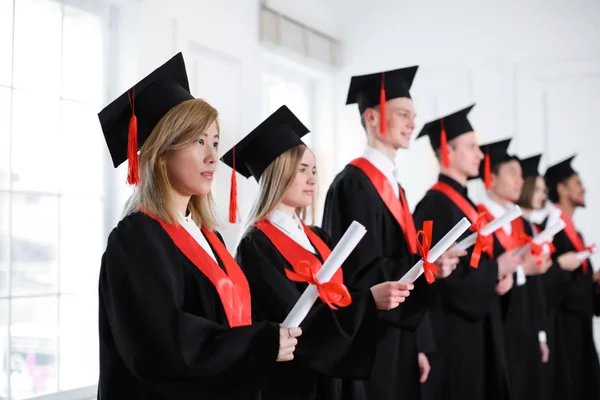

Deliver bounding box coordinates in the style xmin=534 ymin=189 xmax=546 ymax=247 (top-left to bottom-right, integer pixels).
xmin=98 ymin=212 xmax=280 ymax=400
xmin=323 ymin=164 xmax=430 ymax=400
xmin=541 ymin=213 xmax=600 ymax=400
xmin=412 ymin=175 xmax=510 ymax=400
xmin=483 ymin=214 xmax=548 ymax=400
xmin=235 ymin=224 xmax=378 ymax=400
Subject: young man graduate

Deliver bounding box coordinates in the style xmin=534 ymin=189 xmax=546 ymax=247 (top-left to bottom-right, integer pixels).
xmin=542 ymin=155 xmax=600 ymax=400
xmin=477 ymin=140 xmax=553 ymax=400
xmin=322 ymin=67 xmax=464 ymax=400
xmin=413 ymin=106 xmax=519 ymax=400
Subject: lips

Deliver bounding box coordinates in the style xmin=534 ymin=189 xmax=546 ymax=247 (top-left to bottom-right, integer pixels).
xmin=201 ymin=172 xmax=214 ymax=181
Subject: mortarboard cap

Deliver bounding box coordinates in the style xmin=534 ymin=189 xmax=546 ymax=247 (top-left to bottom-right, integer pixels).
xmin=520 ymin=154 xmax=542 ymax=178
xmin=346 ymin=66 xmax=418 ymax=135
xmin=98 ymin=52 xmax=193 ymax=185
xmin=476 ymin=138 xmax=517 ymax=189
xmin=544 ymin=155 xmax=577 ymax=191
xmin=417 ymin=104 xmax=475 ymax=167
xmin=220 ymin=105 xmax=310 ymax=223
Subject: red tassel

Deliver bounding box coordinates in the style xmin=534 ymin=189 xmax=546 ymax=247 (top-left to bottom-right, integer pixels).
xmin=126 ymin=89 xmax=140 ymax=186
xmin=229 ymin=147 xmax=238 ymax=224
xmin=379 ymin=73 xmax=386 ymax=135
xmin=484 ymin=151 xmax=491 ymax=189
xmin=440 ymin=119 xmax=450 ymax=168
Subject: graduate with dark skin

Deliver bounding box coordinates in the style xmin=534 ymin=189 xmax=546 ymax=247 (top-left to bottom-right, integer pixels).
xmin=222 ymin=105 xmax=414 ymax=400
xmin=97 ymin=53 xmax=300 ymax=400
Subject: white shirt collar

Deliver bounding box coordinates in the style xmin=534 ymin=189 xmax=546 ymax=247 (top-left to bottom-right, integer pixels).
xmin=362 ymin=146 xmax=399 ymax=198
xmin=268 ymin=209 xmax=316 ymax=254
xmin=177 ymin=212 xmax=218 ymax=263
xmin=482 ymin=193 xmax=514 ymax=234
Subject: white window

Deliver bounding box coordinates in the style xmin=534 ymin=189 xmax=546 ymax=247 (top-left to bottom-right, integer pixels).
xmin=0 ymin=0 xmax=111 ymax=398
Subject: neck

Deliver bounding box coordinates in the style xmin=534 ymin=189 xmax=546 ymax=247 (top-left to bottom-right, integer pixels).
xmin=558 ymin=199 xmax=575 ymax=218
xmin=488 ymin=190 xmax=511 ymax=207
xmin=172 ymin=190 xmax=192 ymax=217
xmin=521 ymin=207 xmax=532 ymax=218
xmin=367 ymin=135 xmax=397 ymax=161
xmin=276 ymin=203 xmax=297 ymax=218
xmin=440 ymin=166 xmax=468 ymax=186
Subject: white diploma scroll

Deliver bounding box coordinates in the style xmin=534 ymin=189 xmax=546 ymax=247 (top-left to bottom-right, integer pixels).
xmin=281 ymin=221 xmax=367 ymax=328
xmin=453 ymin=206 xmax=523 ymax=252
xmin=576 ymin=244 xmax=597 ymax=261
xmin=398 ymin=218 xmax=472 ymax=283
xmin=515 ymin=219 xmax=566 ymax=258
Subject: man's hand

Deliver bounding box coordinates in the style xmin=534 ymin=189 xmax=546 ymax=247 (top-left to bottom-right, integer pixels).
xmin=540 ymin=341 xmax=550 ymax=363
xmin=370 ymin=282 xmax=414 ymax=310
xmin=521 ymin=253 xmax=552 ymax=276
xmin=434 ymin=246 xmax=467 ymax=279
xmin=557 ymin=251 xmax=583 ymax=271
xmin=495 ymin=274 xmax=514 ymax=295
xmin=418 ymin=352 xmax=431 ymax=383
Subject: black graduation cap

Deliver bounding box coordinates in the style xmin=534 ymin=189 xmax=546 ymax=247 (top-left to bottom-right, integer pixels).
xmin=520 ymin=154 xmax=542 ymax=178
xmin=220 ymin=105 xmax=309 ymax=223
xmin=476 ymin=138 xmax=517 ymax=188
xmin=346 ymin=66 xmax=418 ymax=135
xmin=544 ymin=155 xmax=577 ymax=190
xmin=417 ymin=104 xmax=475 ymax=167
xmin=98 ymin=52 xmax=193 ymax=185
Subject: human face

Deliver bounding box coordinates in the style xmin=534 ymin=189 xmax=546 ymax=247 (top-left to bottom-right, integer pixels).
xmin=447 ymin=132 xmax=484 ymax=177
xmin=282 ymin=149 xmax=317 ymax=208
xmin=560 ymin=174 xmax=586 ymax=207
xmin=531 ymin=176 xmax=548 ymax=210
xmin=491 ymin=159 xmax=524 ymax=202
xmin=164 ymin=120 xmax=219 ymax=197
xmin=365 ymin=97 xmax=416 ymax=150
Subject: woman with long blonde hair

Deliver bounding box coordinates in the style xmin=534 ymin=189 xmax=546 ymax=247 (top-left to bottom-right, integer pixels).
xmin=222 ymin=105 xmax=414 ymax=400
xmin=97 ymin=53 xmax=300 ymax=400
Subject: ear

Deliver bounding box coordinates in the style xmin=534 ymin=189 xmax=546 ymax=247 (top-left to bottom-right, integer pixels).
xmin=557 ymin=181 xmax=567 ymax=197
xmin=363 ymin=108 xmax=378 ymax=128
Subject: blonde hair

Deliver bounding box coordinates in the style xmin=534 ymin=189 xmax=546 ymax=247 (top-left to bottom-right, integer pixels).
xmin=123 ymin=98 xmax=220 ymax=229
xmin=247 ymin=144 xmax=315 ymax=226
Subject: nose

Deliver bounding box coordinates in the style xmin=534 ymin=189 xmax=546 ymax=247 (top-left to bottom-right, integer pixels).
xmin=205 ymin=145 xmax=217 ymax=164
xmin=476 ymin=147 xmax=484 ymax=160
xmin=307 ymin=174 xmax=317 ymax=185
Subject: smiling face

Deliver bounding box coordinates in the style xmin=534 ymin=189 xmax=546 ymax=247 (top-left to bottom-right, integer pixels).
xmin=558 ymin=173 xmax=586 ymax=207
xmin=281 ymin=148 xmax=317 ymax=209
xmin=447 ymin=131 xmax=484 ymax=177
xmin=490 ymin=159 xmax=524 ymax=202
xmin=364 ymin=97 xmax=416 ymax=149
xmin=164 ymin=120 xmax=219 ymax=197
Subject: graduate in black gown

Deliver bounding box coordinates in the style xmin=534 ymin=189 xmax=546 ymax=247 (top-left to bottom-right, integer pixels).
xmin=96 ymin=53 xmax=301 ymax=400
xmin=322 ymin=68 xmax=464 ymax=400
xmin=221 ymin=105 xmax=414 ymax=400
xmin=542 ymin=155 xmax=600 ymax=400
xmin=514 ymin=154 xmax=554 ymax=399
xmin=413 ymin=105 xmax=520 ymax=400
xmin=476 ymin=144 xmax=553 ymax=400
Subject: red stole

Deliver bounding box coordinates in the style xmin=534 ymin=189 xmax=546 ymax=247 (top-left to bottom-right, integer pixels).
xmin=431 ymin=181 xmax=479 ymax=222
xmin=477 ymin=204 xmax=527 ymax=254
xmin=147 ymin=213 xmax=252 ymax=327
xmin=349 ymin=157 xmax=417 ymax=254
xmin=558 ymin=208 xmax=589 ymax=273
xmin=254 ymin=219 xmax=343 ymax=284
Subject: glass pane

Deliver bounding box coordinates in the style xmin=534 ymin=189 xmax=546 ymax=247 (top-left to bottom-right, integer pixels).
xmin=59 ymin=100 xmax=104 ymax=197
xmin=0 ymin=193 xmax=8 ymax=297
xmin=11 ymin=194 xmax=59 ymax=297
xmin=0 ymin=300 xmax=7 ymax=399
xmin=62 ymin=5 xmax=105 ymax=104
xmin=0 ymin=0 xmax=13 ymax=86
xmin=59 ymin=196 xmax=103 ymax=293
xmin=58 ymin=294 xmax=98 ymax=391
xmin=10 ymin=296 xmax=58 ymax=399
xmin=13 ymin=0 xmax=62 ymax=94
xmin=0 ymin=87 xmax=10 ymax=190
xmin=11 ymin=90 xmax=61 ymax=193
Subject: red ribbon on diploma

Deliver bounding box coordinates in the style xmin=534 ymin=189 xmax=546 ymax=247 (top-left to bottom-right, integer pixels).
xmin=469 ymin=211 xmax=494 ymax=268
xmin=417 ymin=221 xmax=438 ymax=284
xmin=285 ymin=261 xmax=352 ymax=310
xmin=517 ymin=233 xmax=556 ymax=265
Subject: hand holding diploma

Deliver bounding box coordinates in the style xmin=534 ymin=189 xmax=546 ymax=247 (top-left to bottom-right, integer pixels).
xmin=281 ymin=221 xmax=367 ymax=328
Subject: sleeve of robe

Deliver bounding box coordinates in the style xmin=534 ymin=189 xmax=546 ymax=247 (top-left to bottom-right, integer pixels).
xmin=235 ymin=226 xmax=378 ymax=379
xmin=416 ymin=312 xmax=436 ymax=354
xmin=322 ymin=173 xmax=429 ymax=331
xmin=413 ymin=193 xmax=499 ymax=322
xmin=99 ymin=216 xmax=280 ymax=387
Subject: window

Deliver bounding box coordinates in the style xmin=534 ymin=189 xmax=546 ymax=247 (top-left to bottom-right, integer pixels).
xmin=0 ymin=0 xmax=111 ymax=398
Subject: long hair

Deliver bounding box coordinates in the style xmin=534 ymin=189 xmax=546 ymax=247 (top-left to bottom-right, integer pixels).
xmin=246 ymin=144 xmax=315 ymax=226
xmin=516 ymin=176 xmax=537 ymax=209
xmin=122 ymin=98 xmax=220 ymax=229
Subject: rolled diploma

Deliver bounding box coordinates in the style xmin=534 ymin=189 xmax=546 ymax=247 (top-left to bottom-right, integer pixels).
xmin=515 ymin=219 xmax=566 ymax=257
xmin=576 ymin=244 xmax=596 ymax=261
xmin=398 ymin=218 xmax=472 ymax=283
xmin=281 ymin=221 xmax=367 ymax=328
xmin=453 ymin=205 xmax=523 ymax=252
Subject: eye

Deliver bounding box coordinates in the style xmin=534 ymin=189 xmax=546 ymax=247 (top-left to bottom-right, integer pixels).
xmin=213 ymin=141 xmax=219 ymax=149
xmin=299 ymin=167 xmax=306 ymax=173
xmin=198 ymin=139 xmax=204 ymax=145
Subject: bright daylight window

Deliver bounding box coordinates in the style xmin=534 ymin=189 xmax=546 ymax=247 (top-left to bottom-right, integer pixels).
xmin=0 ymin=0 xmax=110 ymax=398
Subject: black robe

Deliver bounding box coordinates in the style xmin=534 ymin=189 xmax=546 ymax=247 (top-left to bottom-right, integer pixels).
xmin=412 ymin=174 xmax=510 ymax=400
xmin=98 ymin=212 xmax=280 ymax=400
xmin=541 ymin=214 xmax=600 ymax=400
xmin=235 ymin=225 xmax=378 ymax=400
xmin=490 ymin=216 xmax=548 ymax=400
xmin=322 ymin=164 xmax=430 ymax=400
